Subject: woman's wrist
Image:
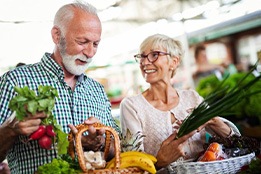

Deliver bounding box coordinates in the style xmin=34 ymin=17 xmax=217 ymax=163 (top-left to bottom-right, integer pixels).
xmin=155 ymin=161 xmax=164 ymax=170
xmin=154 ymin=157 xmax=170 ymax=170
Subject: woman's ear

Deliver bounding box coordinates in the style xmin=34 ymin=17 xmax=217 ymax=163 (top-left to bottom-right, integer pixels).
xmin=170 ymin=57 xmax=180 ymax=78
xmin=171 ymin=56 xmax=180 ymax=68
xmin=51 ymin=26 xmax=60 ymax=44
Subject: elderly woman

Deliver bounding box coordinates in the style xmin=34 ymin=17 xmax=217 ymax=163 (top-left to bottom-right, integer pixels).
xmin=120 ymin=34 xmax=240 ymax=171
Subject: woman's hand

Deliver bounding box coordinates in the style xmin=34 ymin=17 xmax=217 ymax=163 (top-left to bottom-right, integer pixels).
xmin=197 ymin=117 xmax=232 ymax=137
xmin=68 ymin=117 xmax=105 ymax=152
xmin=155 ymin=130 xmax=196 ymax=169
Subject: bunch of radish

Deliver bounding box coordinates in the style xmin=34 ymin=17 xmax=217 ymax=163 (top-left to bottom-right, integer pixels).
xmin=9 ymin=85 xmax=69 ymax=154
xmin=29 ymin=125 xmax=56 ymax=149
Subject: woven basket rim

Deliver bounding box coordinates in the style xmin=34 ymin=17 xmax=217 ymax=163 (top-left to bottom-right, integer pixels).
xmin=172 ymin=152 xmax=255 ymax=165
xmin=169 ymin=152 xmax=255 ymax=174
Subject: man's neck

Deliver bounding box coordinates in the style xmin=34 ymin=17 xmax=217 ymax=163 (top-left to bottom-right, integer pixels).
xmin=64 ymin=71 xmax=77 ymax=90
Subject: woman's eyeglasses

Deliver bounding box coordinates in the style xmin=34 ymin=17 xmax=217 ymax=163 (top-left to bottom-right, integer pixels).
xmin=134 ymin=51 xmax=170 ymax=63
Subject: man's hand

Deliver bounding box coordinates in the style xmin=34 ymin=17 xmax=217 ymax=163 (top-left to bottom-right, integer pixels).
xmin=6 ymin=112 xmax=46 ymax=137
xmin=68 ymin=117 xmax=105 ymax=151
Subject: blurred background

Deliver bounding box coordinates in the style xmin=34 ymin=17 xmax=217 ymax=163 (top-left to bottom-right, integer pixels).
xmin=0 ymin=0 xmax=261 ymax=132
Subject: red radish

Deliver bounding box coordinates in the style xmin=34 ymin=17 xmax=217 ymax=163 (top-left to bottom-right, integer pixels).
xmin=29 ymin=125 xmax=46 ymax=140
xmin=38 ymin=135 xmax=52 ymax=149
xmin=46 ymin=125 xmax=56 ymax=137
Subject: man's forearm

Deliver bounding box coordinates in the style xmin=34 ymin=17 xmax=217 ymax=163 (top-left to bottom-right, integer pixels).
xmin=0 ymin=122 xmax=17 ymax=162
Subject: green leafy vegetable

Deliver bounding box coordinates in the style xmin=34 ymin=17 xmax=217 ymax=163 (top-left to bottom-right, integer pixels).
xmin=56 ymin=127 xmax=69 ymax=155
xmin=9 ymin=85 xmax=58 ymax=120
xmin=37 ymin=158 xmax=81 ymax=174
xmin=9 ymin=85 xmax=69 ymax=155
xmin=177 ymin=62 xmax=261 ymax=138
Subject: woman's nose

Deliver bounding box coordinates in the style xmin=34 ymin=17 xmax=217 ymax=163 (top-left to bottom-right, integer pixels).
xmin=141 ymin=56 xmax=151 ymax=65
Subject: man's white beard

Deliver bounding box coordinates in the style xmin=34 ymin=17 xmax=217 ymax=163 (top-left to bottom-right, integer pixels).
xmin=62 ymin=53 xmax=92 ymax=76
xmin=58 ymin=35 xmax=92 ymax=76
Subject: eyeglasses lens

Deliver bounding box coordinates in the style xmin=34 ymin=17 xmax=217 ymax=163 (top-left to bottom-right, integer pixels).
xmin=148 ymin=52 xmax=158 ymax=62
xmin=135 ymin=52 xmax=159 ymax=63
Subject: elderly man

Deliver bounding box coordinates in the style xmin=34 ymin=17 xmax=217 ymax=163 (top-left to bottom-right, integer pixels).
xmin=0 ymin=1 xmax=119 ymax=173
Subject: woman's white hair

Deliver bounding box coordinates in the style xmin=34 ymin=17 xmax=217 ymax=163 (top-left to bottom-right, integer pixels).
xmin=139 ymin=34 xmax=184 ymax=60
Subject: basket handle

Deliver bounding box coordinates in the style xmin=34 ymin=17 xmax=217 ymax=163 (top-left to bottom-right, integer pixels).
xmin=68 ymin=122 xmax=121 ymax=173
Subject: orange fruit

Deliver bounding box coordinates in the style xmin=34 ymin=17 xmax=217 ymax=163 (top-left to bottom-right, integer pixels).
xmin=200 ymin=151 xmax=216 ymax=162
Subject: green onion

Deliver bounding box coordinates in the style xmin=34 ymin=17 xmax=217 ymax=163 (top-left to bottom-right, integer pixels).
xmin=177 ymin=60 xmax=261 ymax=139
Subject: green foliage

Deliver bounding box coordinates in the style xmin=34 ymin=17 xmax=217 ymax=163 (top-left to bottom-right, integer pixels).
xmin=9 ymin=85 xmax=58 ymax=120
xmin=56 ymin=127 xmax=69 ymax=155
xmin=196 ymin=72 xmax=261 ymax=121
xmin=196 ymin=74 xmax=220 ymax=98
xmin=107 ymin=88 xmax=122 ymax=98
xmin=37 ymin=158 xmax=81 ymax=174
xmin=60 ymin=154 xmax=81 ymax=171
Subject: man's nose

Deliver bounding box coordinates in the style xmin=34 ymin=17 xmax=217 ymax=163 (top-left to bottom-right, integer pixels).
xmin=83 ymin=43 xmax=96 ymax=58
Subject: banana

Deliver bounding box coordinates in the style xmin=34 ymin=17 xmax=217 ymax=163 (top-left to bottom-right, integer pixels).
xmin=106 ymin=151 xmax=157 ymax=169
xmin=106 ymin=151 xmax=157 ymax=174
xmin=122 ymin=151 xmax=157 ymax=163
xmin=120 ymin=155 xmax=156 ymax=174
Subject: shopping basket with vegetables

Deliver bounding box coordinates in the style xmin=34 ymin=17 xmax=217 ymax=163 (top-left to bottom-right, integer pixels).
xmin=67 ymin=122 xmax=157 ymax=174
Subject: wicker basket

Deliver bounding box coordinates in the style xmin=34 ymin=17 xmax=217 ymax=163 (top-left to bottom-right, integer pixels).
xmin=68 ymin=123 xmax=144 ymax=174
xmin=168 ymin=152 xmax=255 ymax=174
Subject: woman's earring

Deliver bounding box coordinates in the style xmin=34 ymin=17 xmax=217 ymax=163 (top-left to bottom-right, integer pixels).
xmin=170 ymin=68 xmax=175 ymax=78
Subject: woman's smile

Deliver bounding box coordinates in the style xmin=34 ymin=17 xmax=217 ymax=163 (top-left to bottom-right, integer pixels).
xmin=144 ymin=69 xmax=157 ymax=74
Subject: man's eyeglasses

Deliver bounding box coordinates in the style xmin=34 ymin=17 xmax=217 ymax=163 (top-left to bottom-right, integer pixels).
xmin=134 ymin=51 xmax=170 ymax=63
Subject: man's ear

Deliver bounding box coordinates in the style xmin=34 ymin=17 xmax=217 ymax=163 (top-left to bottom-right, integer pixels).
xmin=51 ymin=26 xmax=60 ymax=44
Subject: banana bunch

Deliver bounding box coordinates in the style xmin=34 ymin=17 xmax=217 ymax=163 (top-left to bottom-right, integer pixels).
xmin=106 ymin=151 xmax=157 ymax=174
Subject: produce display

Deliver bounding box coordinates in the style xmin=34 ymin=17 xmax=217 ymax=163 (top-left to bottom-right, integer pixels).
xmin=9 ymin=85 xmax=69 ymax=154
